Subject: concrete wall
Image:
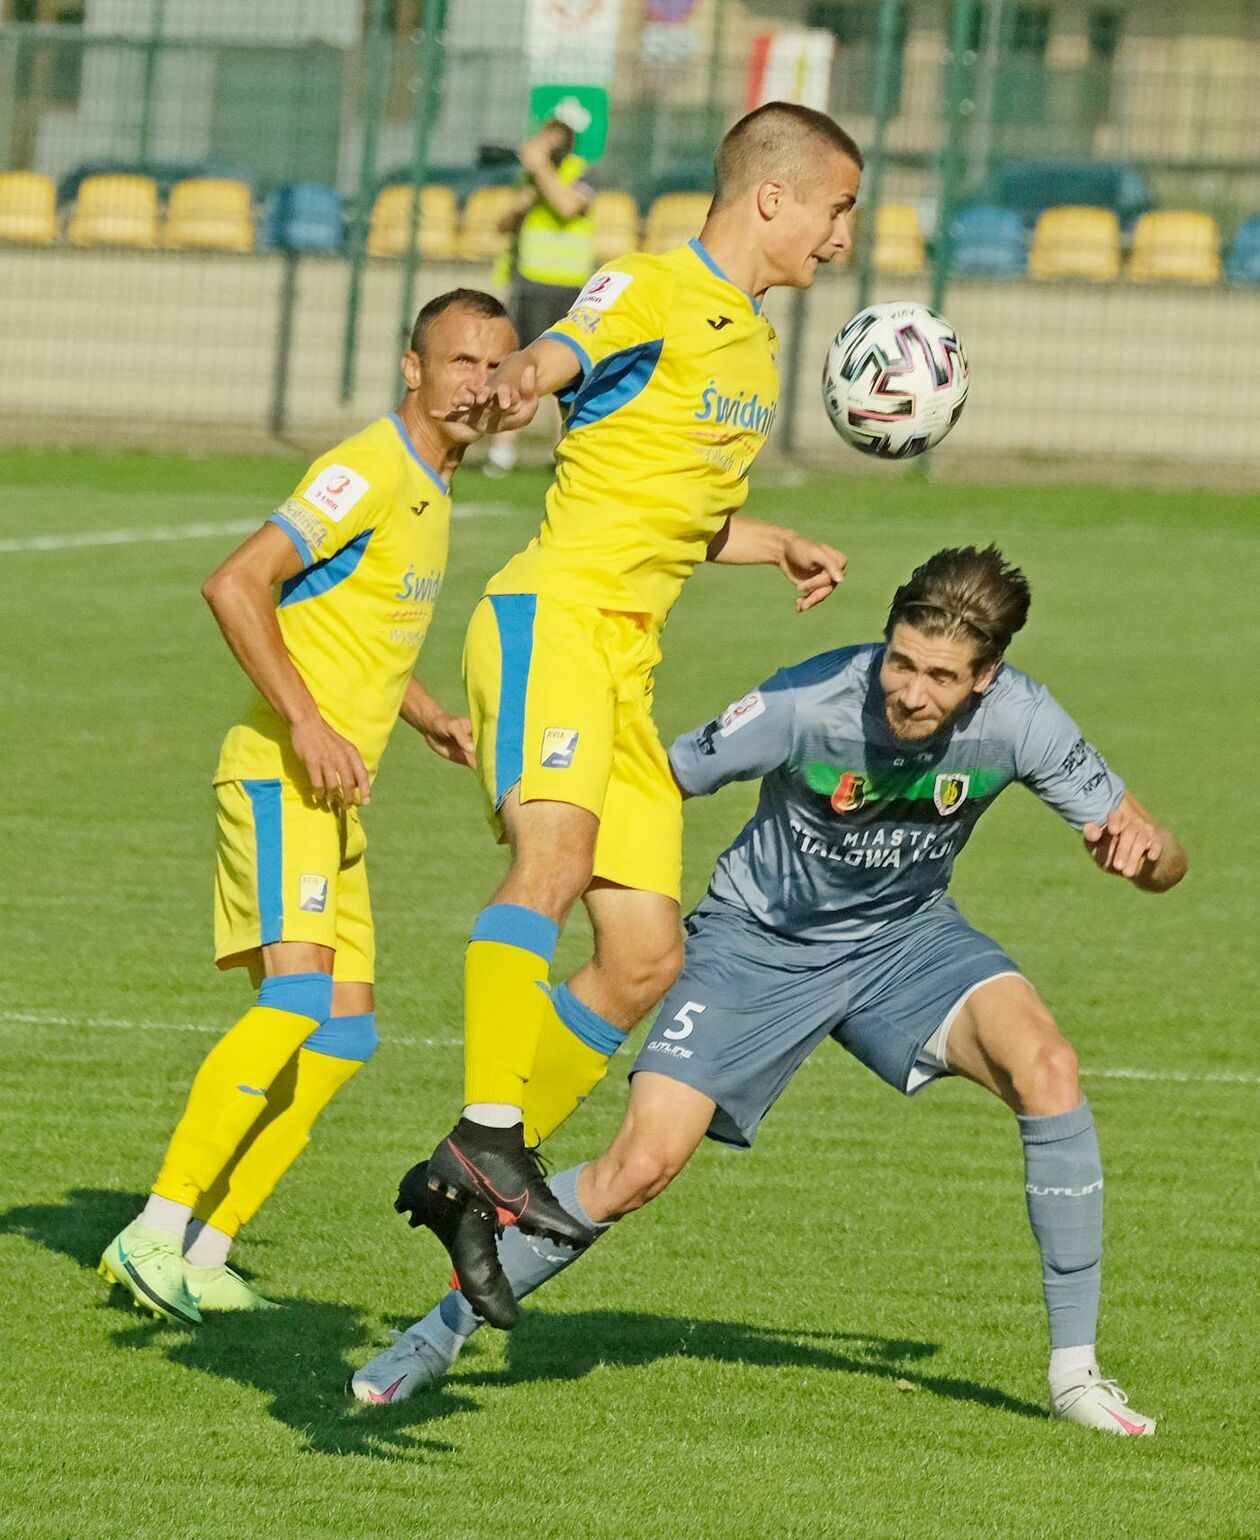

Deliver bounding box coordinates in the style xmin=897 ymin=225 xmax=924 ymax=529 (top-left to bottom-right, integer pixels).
xmin=4 ymin=246 xmax=1260 ymax=481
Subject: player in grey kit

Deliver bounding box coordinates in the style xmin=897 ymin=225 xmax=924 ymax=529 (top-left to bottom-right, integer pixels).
xmin=353 ymin=546 xmax=1186 ymax=1431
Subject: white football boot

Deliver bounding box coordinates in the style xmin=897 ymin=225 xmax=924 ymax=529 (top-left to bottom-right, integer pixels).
xmin=1051 ymin=1368 xmax=1156 ymax=1435
xmin=349 ymin=1322 xmax=467 ymax=1405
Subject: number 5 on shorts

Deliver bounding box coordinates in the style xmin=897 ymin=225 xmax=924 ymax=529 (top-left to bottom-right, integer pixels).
xmin=663 ymin=1001 xmax=706 ymax=1041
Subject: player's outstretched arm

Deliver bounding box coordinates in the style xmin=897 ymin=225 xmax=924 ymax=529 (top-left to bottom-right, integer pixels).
xmin=1082 ymin=792 xmax=1187 ymax=892
xmin=202 ymin=523 xmax=371 ymax=808
xmin=400 ymin=677 xmax=476 ymax=768
xmin=433 ymin=336 xmax=579 ymax=434
xmin=707 ymin=514 xmax=847 ymax=612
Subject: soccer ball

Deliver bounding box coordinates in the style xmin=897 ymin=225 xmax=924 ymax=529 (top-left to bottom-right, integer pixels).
xmin=822 ymin=302 xmax=969 ymax=458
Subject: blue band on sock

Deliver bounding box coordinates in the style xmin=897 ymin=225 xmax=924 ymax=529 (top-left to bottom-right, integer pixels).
xmin=303 ymin=1011 xmax=377 ymax=1062
xmin=1018 ymin=1098 xmax=1094 ymax=1144
xmin=258 ymin=971 xmax=333 ymax=1024
xmin=469 ymin=903 xmax=558 ymax=962
xmin=552 ymin=983 xmax=626 ymax=1057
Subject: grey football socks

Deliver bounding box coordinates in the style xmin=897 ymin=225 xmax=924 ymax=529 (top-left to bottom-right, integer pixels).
xmin=1018 ymin=1099 xmax=1103 ymax=1366
xmin=432 ymin=1163 xmax=610 ymax=1342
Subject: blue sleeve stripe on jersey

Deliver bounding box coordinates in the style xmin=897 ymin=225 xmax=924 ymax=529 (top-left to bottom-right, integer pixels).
xmin=242 ymin=778 xmax=285 ymax=946
xmin=565 ymin=339 xmax=663 ymax=432
xmin=387 ymin=412 xmax=449 ymax=493
xmin=278 ymin=528 xmax=374 ymax=608
xmin=542 ymin=330 xmax=592 ymax=383
xmin=488 ymin=593 xmax=537 ymax=806
xmin=268 ymin=510 xmax=314 ymax=565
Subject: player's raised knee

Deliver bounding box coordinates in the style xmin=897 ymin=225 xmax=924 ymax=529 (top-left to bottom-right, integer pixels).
xmin=1016 ymin=1033 xmax=1081 ymax=1116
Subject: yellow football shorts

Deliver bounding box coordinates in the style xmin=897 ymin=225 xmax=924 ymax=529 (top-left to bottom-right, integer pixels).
xmin=212 ymin=776 xmax=374 ymax=982
xmin=464 ymin=594 xmax=683 ymax=902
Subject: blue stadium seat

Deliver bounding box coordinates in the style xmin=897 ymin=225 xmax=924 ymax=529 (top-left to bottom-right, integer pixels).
xmin=263 ymin=183 xmax=344 ymax=253
xmin=1226 ymin=216 xmax=1260 ymax=284
xmin=949 ymin=205 xmax=1027 ymax=275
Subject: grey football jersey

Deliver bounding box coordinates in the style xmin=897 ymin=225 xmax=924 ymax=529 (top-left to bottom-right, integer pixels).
xmin=669 ymin=643 xmax=1124 ymax=941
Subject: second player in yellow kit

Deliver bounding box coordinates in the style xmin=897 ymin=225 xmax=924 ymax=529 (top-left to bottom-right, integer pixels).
xmin=401 ymin=103 xmax=864 ymax=1331
xmin=99 ymin=291 xmax=518 ymax=1326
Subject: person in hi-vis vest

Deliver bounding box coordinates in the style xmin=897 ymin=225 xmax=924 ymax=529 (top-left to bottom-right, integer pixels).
xmin=487 ymin=108 xmax=596 ymax=474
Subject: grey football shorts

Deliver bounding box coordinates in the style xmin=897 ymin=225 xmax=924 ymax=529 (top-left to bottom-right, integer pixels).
xmin=632 ymin=896 xmax=1020 ymax=1148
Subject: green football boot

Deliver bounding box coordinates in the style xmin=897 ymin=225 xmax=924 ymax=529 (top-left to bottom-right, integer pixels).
xmin=185 ymin=1262 xmax=279 ymax=1313
xmin=98 ymin=1221 xmax=201 ymax=1325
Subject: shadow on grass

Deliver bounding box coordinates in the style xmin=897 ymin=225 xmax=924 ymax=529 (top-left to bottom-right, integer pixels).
xmin=0 ymin=1187 xmax=473 ymax=1457
xmin=2 ymin=1188 xmax=1044 ymax=1459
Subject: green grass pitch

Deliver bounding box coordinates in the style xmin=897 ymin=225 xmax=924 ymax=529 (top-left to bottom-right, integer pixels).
xmin=1 ymin=447 xmax=1257 ymax=1539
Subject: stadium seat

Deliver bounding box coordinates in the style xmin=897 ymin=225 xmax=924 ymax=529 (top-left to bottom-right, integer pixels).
xmin=872 ymin=202 xmax=925 ymax=275
xmin=1127 ymin=211 xmax=1221 ymax=285
xmin=263 ymin=182 xmax=344 ymax=253
xmin=67 ymin=173 xmax=160 ymax=248
xmin=643 ymin=192 xmax=711 ymax=254
xmin=592 ymin=190 xmax=639 ymax=263
xmin=949 ymin=204 xmax=1026 ymax=276
xmin=367 ymin=183 xmax=457 ymax=259
xmin=0 ymin=171 xmax=57 ymax=244
xmin=456 ymin=185 xmax=517 ymax=262
xmin=1028 ymin=206 xmax=1121 ymax=281
xmin=165 ymin=177 xmax=254 ymax=252
xmin=1226 ymin=216 xmax=1260 ymax=284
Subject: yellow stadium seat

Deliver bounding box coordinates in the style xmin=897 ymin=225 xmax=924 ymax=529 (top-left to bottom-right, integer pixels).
xmin=643 ymin=192 xmax=711 ymax=254
xmin=367 ymin=183 xmax=457 ymax=260
xmin=1127 ymin=211 xmax=1221 ymax=284
xmin=67 ymin=173 xmax=159 ymax=248
xmin=592 ymin=190 xmax=639 ymax=263
xmin=1028 ymin=205 xmax=1120 ymax=281
xmin=873 ymin=202 xmax=925 ymax=275
xmin=165 ymin=177 xmax=254 ymax=252
xmin=456 ymin=185 xmax=517 ymax=263
xmin=0 ymin=172 xmax=57 ymax=244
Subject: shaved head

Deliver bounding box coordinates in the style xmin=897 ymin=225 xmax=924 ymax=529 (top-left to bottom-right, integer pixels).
xmin=712 ymin=102 xmax=863 ymax=212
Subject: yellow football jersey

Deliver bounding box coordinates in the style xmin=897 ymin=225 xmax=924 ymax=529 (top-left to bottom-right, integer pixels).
xmin=484 ymin=240 xmax=779 ymax=630
xmin=215 ymin=413 xmax=451 ymax=783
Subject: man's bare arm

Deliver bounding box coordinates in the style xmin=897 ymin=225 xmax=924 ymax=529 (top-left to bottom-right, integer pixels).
xmin=400 ymin=677 xmax=476 ymax=768
xmin=707 ymin=514 xmax=848 ymax=613
xmin=434 ymin=335 xmax=581 ymax=433
xmin=1082 ymin=791 xmax=1187 ymax=892
xmin=202 ymin=523 xmax=371 ymax=806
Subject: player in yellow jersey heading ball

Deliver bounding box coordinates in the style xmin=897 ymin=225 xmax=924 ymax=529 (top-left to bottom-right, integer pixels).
xmin=397 ymin=104 xmax=864 ymax=1326
xmin=99 ymin=291 xmax=517 ymax=1325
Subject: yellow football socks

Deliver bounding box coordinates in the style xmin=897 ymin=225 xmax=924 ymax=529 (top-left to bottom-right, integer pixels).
xmin=463 ymin=904 xmax=559 ymax=1110
xmin=194 ymin=1012 xmax=376 ymax=1236
xmin=151 ymin=973 xmax=332 ymax=1209
xmin=522 ymin=983 xmax=628 ymax=1146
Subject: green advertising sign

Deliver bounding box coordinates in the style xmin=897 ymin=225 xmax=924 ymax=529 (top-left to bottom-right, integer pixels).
xmin=527 ymin=84 xmax=610 ymax=161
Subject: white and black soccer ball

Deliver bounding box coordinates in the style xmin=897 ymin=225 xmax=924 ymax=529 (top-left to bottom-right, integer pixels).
xmin=822 ymin=302 xmax=969 ymax=458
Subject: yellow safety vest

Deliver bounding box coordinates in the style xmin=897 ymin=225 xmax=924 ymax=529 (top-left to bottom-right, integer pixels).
xmin=515 ymin=153 xmax=595 ymax=287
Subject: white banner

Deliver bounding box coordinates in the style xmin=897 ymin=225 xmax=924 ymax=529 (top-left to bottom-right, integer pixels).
xmin=745 ymin=29 xmax=836 ymax=113
xmin=527 ymin=0 xmax=622 ymax=86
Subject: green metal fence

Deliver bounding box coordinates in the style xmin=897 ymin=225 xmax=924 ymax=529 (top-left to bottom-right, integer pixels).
xmin=2 ymin=0 xmax=1259 ymax=477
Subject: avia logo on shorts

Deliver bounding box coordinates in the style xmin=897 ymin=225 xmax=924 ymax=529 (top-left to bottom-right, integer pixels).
xmin=695 ymin=382 xmax=778 ymax=437
xmin=831 ymin=772 xmax=866 ymax=814
xmin=933 ymin=773 xmax=970 ymax=816
xmin=299 ymin=874 xmax=329 ymax=913
xmin=540 ymin=728 xmax=580 ymax=769
xmin=302 ymin=464 xmax=370 ymax=522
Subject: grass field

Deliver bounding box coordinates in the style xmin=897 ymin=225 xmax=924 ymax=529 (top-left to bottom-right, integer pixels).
xmin=1 ymin=448 xmax=1257 ymax=1540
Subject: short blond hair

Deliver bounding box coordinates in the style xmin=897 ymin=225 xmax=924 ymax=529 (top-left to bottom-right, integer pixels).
xmin=712 ymin=102 xmax=863 ymax=210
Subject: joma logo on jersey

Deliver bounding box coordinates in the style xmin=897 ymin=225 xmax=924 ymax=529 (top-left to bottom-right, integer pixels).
xmin=934 ymin=773 xmax=970 ymax=815
xmin=695 ymin=383 xmax=778 ymax=437
xmin=831 ymin=772 xmax=866 ymax=814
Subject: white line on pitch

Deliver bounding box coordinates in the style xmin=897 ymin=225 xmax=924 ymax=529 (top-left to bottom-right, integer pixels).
xmin=0 ymin=1009 xmax=1255 ymax=1085
xmin=0 ymin=503 xmax=517 ymax=554
xmin=0 ymin=1009 xmax=459 ymax=1051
